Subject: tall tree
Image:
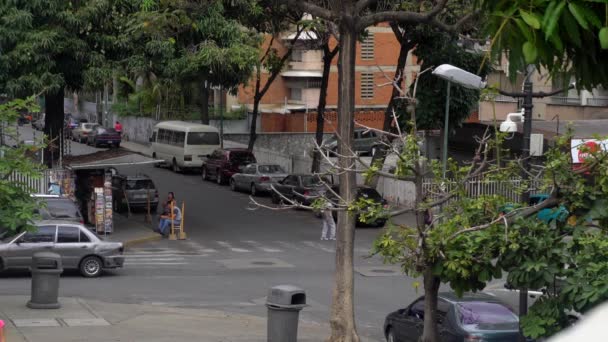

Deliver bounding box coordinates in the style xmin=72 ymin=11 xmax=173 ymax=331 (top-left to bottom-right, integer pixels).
xmin=0 ymin=0 xmax=110 ymax=164
xmin=311 ymin=22 xmax=339 ymax=174
xmin=283 ymin=1 xmax=475 ymax=341
xmin=226 ymin=0 xmax=304 ymax=150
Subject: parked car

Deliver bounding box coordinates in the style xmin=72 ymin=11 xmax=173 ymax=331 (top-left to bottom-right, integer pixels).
xmin=111 ymin=174 xmax=159 ymax=213
xmin=71 ymin=122 xmax=99 ymax=143
xmin=202 ymin=148 xmax=256 ymax=185
xmin=230 ymin=164 xmax=288 ymax=196
xmin=322 ymin=186 xmax=389 ymax=227
xmin=384 ymin=292 xmax=520 ymax=342
xmin=271 ymin=174 xmax=333 ymax=206
xmin=87 ymin=126 xmax=121 ymax=148
xmin=322 ymin=129 xmax=381 ymax=156
xmin=17 ymin=112 xmax=32 ymax=126
xmin=32 ymin=113 xmax=45 ymax=131
xmin=0 ymin=221 xmax=124 ymax=277
xmin=33 ymin=195 xmax=84 ymax=224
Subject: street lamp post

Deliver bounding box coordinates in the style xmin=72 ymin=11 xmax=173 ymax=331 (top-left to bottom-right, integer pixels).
xmin=442 ymin=81 xmax=451 ymax=178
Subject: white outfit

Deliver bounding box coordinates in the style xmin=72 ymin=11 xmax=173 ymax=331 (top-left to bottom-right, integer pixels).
xmin=321 ymin=203 xmax=336 ymax=240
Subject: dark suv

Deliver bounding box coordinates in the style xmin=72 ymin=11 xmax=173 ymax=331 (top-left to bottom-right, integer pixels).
xmin=202 ymin=148 xmax=256 ymax=185
xmin=33 ymin=195 xmax=84 ymax=224
xmin=111 ymin=174 xmax=159 ymax=213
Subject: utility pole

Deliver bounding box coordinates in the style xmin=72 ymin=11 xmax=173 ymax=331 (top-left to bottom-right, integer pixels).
xmin=498 ymin=67 xmax=572 ymax=342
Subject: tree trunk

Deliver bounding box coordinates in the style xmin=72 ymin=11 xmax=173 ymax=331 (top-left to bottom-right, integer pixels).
xmin=367 ymin=31 xmax=411 ymax=188
xmin=44 ymin=87 xmax=65 ymax=168
xmin=328 ymin=16 xmax=359 ymax=342
xmin=200 ymin=79 xmax=210 ymax=125
xmin=311 ymin=44 xmax=336 ymax=173
xmin=421 ymin=268 xmax=441 ymax=342
xmin=112 ymin=71 xmax=119 ymax=104
xmin=247 ymin=94 xmax=260 ymax=151
xmin=72 ymin=92 xmax=79 ymax=115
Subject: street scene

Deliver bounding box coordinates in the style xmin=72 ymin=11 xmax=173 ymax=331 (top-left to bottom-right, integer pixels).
xmin=2 ymin=1 xmax=608 ymax=342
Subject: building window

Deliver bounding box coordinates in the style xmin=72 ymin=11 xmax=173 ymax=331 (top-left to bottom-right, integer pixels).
xmin=361 ymin=72 xmax=374 ymax=99
xmin=291 ymin=49 xmax=303 ymax=62
xmin=361 ymin=33 xmax=374 ymax=60
xmin=290 ymin=88 xmax=302 ymax=101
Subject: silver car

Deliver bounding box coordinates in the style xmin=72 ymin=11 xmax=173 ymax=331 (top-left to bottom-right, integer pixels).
xmin=0 ymin=221 xmax=124 ymax=277
xmin=229 ymin=164 xmax=288 ymax=196
xmin=71 ymin=122 xmax=99 ymax=143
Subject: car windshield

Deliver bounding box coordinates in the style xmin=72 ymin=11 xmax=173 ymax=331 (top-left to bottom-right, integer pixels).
xmin=302 ymin=175 xmax=330 ymax=187
xmin=125 ymin=179 xmax=155 ymax=190
xmin=40 ymin=199 xmax=81 ymax=220
xmin=187 ymin=132 xmax=220 ymax=145
xmin=457 ymin=302 xmax=519 ymax=330
xmin=230 ymin=152 xmax=256 ymax=165
xmin=0 ymin=229 xmax=20 ymax=243
xmin=84 ymin=124 xmax=97 ymax=129
xmin=258 ymin=165 xmax=285 ymax=174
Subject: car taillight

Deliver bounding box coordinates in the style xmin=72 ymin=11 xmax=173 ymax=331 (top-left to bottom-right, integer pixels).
xmin=260 ymin=176 xmax=270 ymax=182
xmin=82 ymin=132 xmax=88 ymax=136
xmin=383 ymin=204 xmax=389 ymax=209
xmin=464 ymin=335 xmax=485 ymax=342
xmin=303 ymin=190 xmax=310 ymax=196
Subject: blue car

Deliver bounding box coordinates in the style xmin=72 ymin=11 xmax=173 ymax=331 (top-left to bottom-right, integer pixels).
xmin=500 ymin=194 xmax=568 ymax=224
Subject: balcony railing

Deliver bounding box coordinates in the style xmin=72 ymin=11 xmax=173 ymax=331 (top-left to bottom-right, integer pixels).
xmin=494 ymin=95 xmax=517 ymax=102
xmin=550 ymin=96 xmax=582 ymax=106
xmin=586 ymin=97 xmax=608 ymax=107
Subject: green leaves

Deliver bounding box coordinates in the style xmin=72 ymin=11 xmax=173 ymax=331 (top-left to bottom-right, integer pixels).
xmin=523 ymin=41 xmax=538 ymax=63
xmin=520 ymin=10 xmax=541 ymax=29
xmin=545 ymin=0 xmax=567 ymax=39
xmin=600 ymin=27 xmax=608 ymax=49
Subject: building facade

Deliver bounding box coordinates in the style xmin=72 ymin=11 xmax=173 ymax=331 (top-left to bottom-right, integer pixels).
xmin=233 ymin=25 xmax=419 ymax=133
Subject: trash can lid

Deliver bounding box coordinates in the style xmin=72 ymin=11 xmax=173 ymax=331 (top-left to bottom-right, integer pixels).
xmin=267 ymin=284 xmax=306 ymax=306
xmin=32 ymin=252 xmax=62 ymax=269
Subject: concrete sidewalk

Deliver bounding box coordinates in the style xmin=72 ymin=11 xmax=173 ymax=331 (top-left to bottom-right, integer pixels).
xmin=0 ymin=295 xmax=344 ymax=342
xmin=107 ymin=212 xmax=161 ymax=248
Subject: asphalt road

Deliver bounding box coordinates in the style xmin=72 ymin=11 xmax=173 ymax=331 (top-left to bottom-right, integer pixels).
xmin=1 ymin=132 xmax=421 ymax=341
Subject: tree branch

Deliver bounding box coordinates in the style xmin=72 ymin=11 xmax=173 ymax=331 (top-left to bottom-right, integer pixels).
xmin=357 ymin=0 xmax=448 ymax=30
xmin=287 ymin=0 xmax=335 ymax=21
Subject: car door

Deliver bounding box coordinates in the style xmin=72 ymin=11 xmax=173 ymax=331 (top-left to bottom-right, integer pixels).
xmin=352 ymin=131 xmax=363 ymax=152
xmin=393 ymin=299 xmax=425 ymax=341
xmin=7 ymin=225 xmax=57 ymax=268
xmin=55 ymin=225 xmax=89 ymax=268
xmin=277 ymin=175 xmax=298 ymax=199
xmin=206 ymin=150 xmax=221 ymax=177
xmin=438 ymin=300 xmax=460 ymax=342
xmin=359 ymin=130 xmax=376 ymax=153
xmin=237 ymin=165 xmax=255 ymax=189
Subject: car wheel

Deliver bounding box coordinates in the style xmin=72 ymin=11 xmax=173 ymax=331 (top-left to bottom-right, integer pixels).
xmin=202 ymin=167 xmax=209 ymax=181
xmin=216 ymin=170 xmax=223 ymax=185
xmin=115 ymin=143 xmax=120 ymax=148
xmin=386 ymin=327 xmax=396 ymax=342
xmin=230 ymin=179 xmax=237 ymax=191
xmin=152 ymin=153 xmax=160 ymax=168
xmin=79 ymin=256 xmax=103 ymax=278
xmin=250 ymin=183 xmax=257 ymax=196
xmin=172 ymin=159 xmax=180 ymax=173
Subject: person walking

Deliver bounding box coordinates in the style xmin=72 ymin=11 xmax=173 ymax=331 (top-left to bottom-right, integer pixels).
xmin=158 ymin=201 xmax=181 ymax=237
xmin=114 ymin=121 xmax=122 ymax=135
xmin=321 ymin=200 xmax=336 ymax=240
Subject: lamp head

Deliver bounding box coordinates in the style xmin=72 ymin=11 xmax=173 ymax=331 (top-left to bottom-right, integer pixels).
xmin=499 ymin=120 xmax=518 ymax=132
xmin=432 ymin=64 xmax=486 ymax=90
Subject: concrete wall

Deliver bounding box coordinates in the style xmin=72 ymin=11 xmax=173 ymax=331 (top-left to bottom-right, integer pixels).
xmin=224 ymin=132 xmax=333 ymax=159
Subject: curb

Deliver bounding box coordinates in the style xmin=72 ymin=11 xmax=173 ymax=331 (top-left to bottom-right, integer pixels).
xmin=123 ymin=233 xmax=162 ymax=248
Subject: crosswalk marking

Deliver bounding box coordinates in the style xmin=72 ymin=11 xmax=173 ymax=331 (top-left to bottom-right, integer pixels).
xmin=242 ymin=240 xmax=282 ymax=253
xmin=216 ymin=241 xmax=250 ymax=253
xmin=125 ymin=262 xmax=189 ymax=266
xmin=273 ymin=241 xmax=304 ymax=251
xmin=183 ymin=240 xmax=218 ymax=253
xmin=302 ymin=241 xmax=335 ymax=253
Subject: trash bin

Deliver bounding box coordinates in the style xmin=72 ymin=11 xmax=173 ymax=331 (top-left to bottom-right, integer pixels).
xmin=266 ymin=285 xmax=307 ymax=342
xmin=27 ymin=252 xmax=63 ymax=309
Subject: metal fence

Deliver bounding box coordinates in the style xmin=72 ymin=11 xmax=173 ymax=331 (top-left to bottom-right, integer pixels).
xmin=7 ymin=169 xmax=51 ymax=194
xmin=423 ymin=176 xmax=541 ymax=204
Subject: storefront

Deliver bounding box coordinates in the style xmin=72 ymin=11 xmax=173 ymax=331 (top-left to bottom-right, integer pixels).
xmin=59 ymin=150 xmax=160 ymax=235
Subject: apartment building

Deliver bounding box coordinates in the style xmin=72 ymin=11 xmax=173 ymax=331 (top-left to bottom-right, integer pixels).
xmin=234 ymin=25 xmax=420 ymax=133
xmin=478 ymin=59 xmax=608 ymax=124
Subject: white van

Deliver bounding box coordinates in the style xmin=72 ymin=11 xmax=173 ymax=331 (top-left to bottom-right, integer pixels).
xmin=150 ymin=121 xmax=220 ymax=172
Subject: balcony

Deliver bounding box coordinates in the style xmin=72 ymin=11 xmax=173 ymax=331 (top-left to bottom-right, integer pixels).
xmin=586 ymin=97 xmax=608 ymax=107
xmin=550 ymin=96 xmax=582 ymax=106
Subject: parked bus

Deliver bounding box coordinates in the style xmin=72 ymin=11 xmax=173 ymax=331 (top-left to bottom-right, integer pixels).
xmin=150 ymin=121 xmax=220 ymax=172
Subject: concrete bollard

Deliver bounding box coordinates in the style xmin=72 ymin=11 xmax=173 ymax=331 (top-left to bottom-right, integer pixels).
xmin=266 ymin=285 xmax=307 ymax=342
xmin=27 ymin=252 xmax=63 ymax=309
